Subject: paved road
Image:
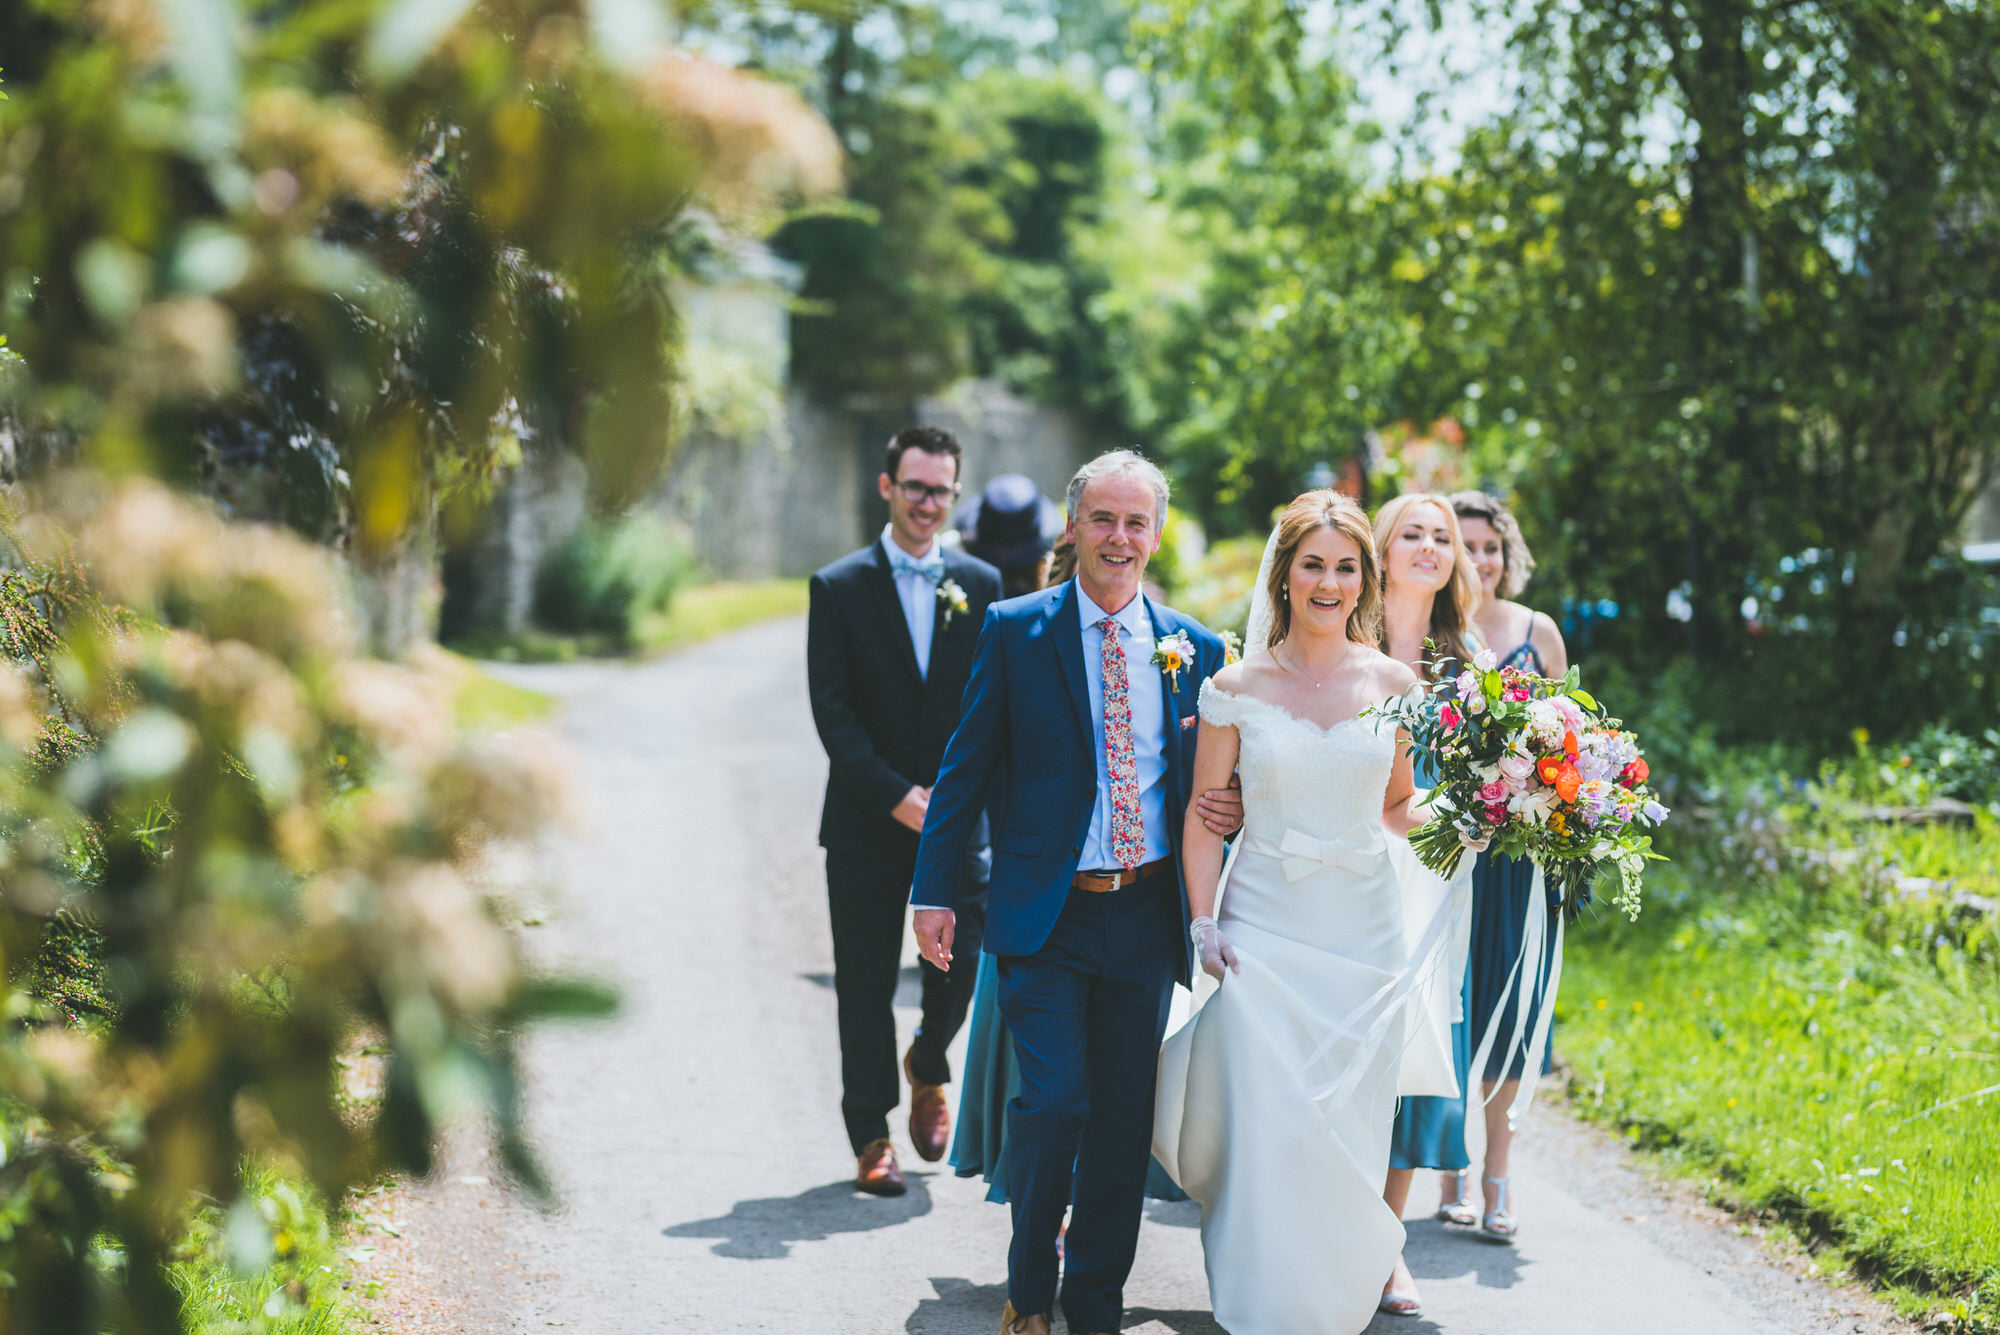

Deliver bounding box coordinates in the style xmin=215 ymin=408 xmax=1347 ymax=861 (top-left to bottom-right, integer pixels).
xmin=355 ymin=616 xmax=1908 ymax=1335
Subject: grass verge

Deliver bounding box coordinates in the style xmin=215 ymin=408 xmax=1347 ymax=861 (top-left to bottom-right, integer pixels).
xmin=168 ymin=1166 xmax=370 ymax=1334
xmin=1559 ymin=858 xmax=2000 ymax=1330
xmin=455 ymin=577 xmax=809 ymax=662
xmin=426 ymin=646 xmax=557 ymax=729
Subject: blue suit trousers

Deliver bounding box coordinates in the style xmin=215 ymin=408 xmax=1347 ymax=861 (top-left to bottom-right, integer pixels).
xmin=994 ymin=870 xmax=1179 ymax=1331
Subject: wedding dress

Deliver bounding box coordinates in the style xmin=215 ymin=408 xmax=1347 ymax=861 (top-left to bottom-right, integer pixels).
xmin=1153 ymin=681 xmax=1470 ymax=1335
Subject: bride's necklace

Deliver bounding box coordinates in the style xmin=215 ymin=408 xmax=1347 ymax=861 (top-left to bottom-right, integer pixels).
xmin=1276 ymin=641 xmax=1346 ymax=688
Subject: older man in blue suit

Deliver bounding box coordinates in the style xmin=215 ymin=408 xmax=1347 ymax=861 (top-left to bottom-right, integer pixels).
xmin=910 ymin=449 xmax=1228 ymax=1335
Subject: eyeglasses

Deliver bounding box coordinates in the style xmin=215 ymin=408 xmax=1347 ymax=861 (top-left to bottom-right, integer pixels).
xmin=894 ymin=480 xmax=961 ymax=506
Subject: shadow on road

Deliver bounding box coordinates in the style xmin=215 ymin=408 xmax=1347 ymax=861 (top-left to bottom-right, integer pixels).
xmin=907 ymin=1289 xmax=1227 ymax=1335
xmin=801 ymin=966 xmax=927 ymax=1007
xmin=1143 ymin=1197 xmax=1201 ymax=1230
xmin=1360 ymin=1312 xmax=1446 ymax=1335
xmin=1121 ymin=1306 xmax=1229 ymax=1332
xmin=663 ymin=1174 xmax=934 ymax=1260
xmin=1402 ymin=1218 xmax=1527 ymax=1290
xmin=905 ymin=1277 xmax=1009 ymax=1333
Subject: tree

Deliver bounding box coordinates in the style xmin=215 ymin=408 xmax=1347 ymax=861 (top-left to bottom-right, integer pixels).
xmin=0 ymin=0 xmax=838 ymax=649
xmin=1143 ymin=0 xmax=2000 ymax=740
xmin=0 ymin=4 xmax=838 ymax=1329
xmin=766 ymin=5 xmax=1153 ymax=434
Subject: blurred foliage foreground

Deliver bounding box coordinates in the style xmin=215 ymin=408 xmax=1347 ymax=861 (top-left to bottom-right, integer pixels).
xmin=0 ymin=479 xmax=607 ymax=1334
xmin=1559 ymin=736 xmax=2000 ymax=1330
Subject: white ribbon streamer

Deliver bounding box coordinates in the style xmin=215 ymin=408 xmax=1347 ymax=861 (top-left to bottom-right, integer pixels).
xmin=1296 ymin=855 xmax=1473 ymax=1108
xmin=1467 ymin=863 xmax=1566 ymax=1129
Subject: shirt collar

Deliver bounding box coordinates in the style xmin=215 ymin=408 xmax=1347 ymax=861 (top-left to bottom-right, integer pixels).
xmin=880 ymin=525 xmax=938 ymax=565
xmin=1076 ymin=584 xmax=1151 ymax=638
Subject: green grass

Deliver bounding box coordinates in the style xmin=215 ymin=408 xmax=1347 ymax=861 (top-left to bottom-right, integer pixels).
xmin=631 ymin=577 xmax=808 ymax=653
xmin=1560 ymin=857 xmax=2000 ymax=1329
xmin=457 ymin=577 xmax=809 ymax=662
xmin=437 ymin=648 xmax=557 ymax=730
xmin=168 ymin=1166 xmax=369 ymax=1334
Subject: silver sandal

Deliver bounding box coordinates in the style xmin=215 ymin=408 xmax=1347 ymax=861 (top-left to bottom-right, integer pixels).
xmin=1434 ymin=1171 xmax=1478 ymax=1226
xmin=1479 ymin=1174 xmax=1519 ymax=1244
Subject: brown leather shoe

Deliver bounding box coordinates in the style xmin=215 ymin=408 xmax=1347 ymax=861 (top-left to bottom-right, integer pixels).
xmin=854 ymin=1138 xmax=906 ymax=1196
xmin=997 ymin=1302 xmax=1051 ymax=1335
xmin=904 ymin=1047 xmax=950 ymax=1163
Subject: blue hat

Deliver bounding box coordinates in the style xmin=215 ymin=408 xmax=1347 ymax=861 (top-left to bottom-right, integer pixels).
xmin=957 ymin=474 xmax=1062 ymax=568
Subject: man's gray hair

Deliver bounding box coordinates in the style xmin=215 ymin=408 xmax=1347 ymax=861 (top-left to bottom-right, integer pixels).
xmin=1065 ymin=449 xmax=1171 ymax=528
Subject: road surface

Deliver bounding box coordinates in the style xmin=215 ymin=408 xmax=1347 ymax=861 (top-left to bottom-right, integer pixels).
xmin=350 ymin=615 xmax=1908 ymax=1335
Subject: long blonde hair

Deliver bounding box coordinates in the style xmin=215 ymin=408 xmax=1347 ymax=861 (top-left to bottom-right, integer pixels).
xmin=1262 ymin=490 xmax=1382 ymax=650
xmin=1372 ymin=491 xmax=1479 ymax=679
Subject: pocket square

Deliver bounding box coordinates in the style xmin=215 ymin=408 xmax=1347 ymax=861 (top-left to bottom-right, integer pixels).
xmin=1180 ymin=715 xmax=1198 ymax=732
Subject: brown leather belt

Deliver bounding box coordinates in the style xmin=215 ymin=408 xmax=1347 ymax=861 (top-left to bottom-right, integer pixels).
xmin=1072 ymin=855 xmax=1174 ymax=893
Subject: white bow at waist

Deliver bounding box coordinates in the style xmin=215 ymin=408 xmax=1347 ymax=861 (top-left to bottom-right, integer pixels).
xmin=1260 ymin=826 xmax=1388 ymax=882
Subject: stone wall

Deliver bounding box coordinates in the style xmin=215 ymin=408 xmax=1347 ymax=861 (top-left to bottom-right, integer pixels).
xmin=660 ymin=378 xmax=1100 ymax=580
xmin=442 ymin=374 xmax=1102 ymax=637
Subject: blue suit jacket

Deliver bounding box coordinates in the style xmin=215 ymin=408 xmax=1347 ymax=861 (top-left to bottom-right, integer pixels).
xmin=910 ymin=581 xmax=1227 ymax=987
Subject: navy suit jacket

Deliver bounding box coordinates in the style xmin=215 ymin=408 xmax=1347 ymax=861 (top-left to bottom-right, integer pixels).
xmin=910 ymin=580 xmax=1226 ymax=987
xmin=806 ymin=540 xmax=1003 ymax=860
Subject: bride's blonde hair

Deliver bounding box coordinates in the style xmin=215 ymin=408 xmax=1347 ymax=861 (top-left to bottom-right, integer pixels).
xmin=1262 ymin=491 xmax=1382 ymax=650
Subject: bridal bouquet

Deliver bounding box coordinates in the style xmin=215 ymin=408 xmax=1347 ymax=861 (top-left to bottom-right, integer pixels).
xmin=1367 ymin=653 xmax=1669 ymax=919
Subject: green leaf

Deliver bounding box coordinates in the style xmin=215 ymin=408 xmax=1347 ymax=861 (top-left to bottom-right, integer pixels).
xmin=1571 ymin=688 xmax=1599 ymax=711
xmin=157 ymin=0 xmax=241 ymax=123
xmin=364 ymin=0 xmax=480 ymax=84
xmin=507 ymin=976 xmax=619 ymax=1023
xmin=101 ymin=709 xmax=195 ymax=784
xmin=172 ymin=225 xmax=253 ymax=296
xmin=587 ymin=0 xmax=672 ymax=72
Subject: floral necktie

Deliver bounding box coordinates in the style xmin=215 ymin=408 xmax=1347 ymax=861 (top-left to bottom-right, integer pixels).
xmin=1099 ymin=616 xmax=1145 ymax=870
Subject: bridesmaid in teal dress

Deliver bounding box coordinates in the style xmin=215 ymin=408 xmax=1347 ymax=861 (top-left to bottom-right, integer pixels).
xmin=1452 ymin=490 xmax=1570 ymax=1244
xmin=1370 ymin=492 xmax=1486 ymax=1319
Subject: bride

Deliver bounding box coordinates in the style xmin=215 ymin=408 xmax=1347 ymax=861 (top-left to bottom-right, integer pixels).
xmin=1153 ymin=490 xmax=1473 ymax=1334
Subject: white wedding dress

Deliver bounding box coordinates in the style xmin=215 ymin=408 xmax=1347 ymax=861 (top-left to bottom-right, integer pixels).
xmin=1154 ymin=682 xmax=1470 ymax=1335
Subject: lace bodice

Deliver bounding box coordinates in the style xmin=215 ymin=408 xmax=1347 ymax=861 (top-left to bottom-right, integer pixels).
xmin=1198 ymin=681 xmax=1395 ymax=844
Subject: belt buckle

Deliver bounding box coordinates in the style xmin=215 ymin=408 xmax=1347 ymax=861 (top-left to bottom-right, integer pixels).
xmin=1107 ymin=869 xmax=1124 ymax=891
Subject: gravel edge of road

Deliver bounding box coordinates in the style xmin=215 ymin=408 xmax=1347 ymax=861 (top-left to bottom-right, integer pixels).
xmin=1525 ymin=1092 xmax=1918 ymax=1335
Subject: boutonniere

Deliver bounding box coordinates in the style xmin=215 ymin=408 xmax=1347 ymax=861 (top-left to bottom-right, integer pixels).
xmin=1219 ymin=629 xmax=1243 ymax=665
xmin=1152 ymin=630 xmax=1196 ymax=693
xmin=937 ymin=578 xmax=969 ymax=627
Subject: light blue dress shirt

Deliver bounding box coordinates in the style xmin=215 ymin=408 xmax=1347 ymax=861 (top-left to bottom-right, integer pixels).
xmin=1075 ymin=586 xmax=1173 ymax=871
xmin=882 ymin=529 xmax=937 ymax=679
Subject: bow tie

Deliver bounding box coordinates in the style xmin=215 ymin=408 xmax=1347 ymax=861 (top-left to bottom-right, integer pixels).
xmin=888 ymin=548 xmax=945 ymax=582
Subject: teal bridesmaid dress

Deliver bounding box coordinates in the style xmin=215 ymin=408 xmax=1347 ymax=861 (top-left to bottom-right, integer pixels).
xmin=1387 ymin=745 xmax=1472 ymax=1173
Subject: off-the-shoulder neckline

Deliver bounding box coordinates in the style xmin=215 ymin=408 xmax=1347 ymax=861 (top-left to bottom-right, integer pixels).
xmin=1202 ymin=683 xmax=1383 ymax=739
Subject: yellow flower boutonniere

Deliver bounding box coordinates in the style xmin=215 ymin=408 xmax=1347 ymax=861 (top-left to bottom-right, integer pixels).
xmin=937 ymin=578 xmax=969 ymax=628
xmin=1152 ymin=630 xmax=1196 ymax=693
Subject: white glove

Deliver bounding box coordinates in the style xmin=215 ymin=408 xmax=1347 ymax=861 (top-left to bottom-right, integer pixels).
xmin=1190 ymin=915 xmax=1240 ymax=980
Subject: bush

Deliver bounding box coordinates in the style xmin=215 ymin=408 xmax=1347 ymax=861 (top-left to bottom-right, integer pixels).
xmin=1174 ymin=533 xmax=1269 ymax=642
xmin=532 ymin=513 xmax=696 ymax=645
xmin=0 ymin=481 xmax=610 ymax=1334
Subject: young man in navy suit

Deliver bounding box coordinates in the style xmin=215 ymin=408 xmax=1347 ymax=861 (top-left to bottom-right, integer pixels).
xmin=909 ymin=450 xmax=1229 ymax=1335
xmin=807 ymin=427 xmax=1003 ymax=1195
